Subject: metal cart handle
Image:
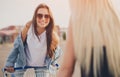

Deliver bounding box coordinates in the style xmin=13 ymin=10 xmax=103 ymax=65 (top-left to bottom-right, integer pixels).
xmin=2 ymin=66 xmax=47 ymax=72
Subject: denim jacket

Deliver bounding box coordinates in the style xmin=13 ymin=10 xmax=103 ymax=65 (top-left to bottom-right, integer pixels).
xmin=5 ymin=33 xmax=62 ymax=68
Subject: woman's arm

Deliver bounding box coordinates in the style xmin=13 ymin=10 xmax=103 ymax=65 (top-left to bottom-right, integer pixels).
xmin=5 ymin=36 xmax=20 ymax=72
xmin=21 ymin=21 xmax=31 ymax=42
xmin=57 ymin=24 xmax=76 ymax=77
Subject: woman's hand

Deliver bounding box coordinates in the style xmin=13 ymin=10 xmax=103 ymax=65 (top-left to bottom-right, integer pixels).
xmin=21 ymin=21 xmax=32 ymax=42
xmin=5 ymin=66 xmax=14 ymax=73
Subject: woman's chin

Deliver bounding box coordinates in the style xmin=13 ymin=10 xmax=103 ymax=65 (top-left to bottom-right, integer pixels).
xmin=37 ymin=25 xmax=46 ymax=28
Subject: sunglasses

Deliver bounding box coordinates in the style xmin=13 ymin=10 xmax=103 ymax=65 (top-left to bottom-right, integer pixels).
xmin=36 ymin=14 xmax=50 ymax=19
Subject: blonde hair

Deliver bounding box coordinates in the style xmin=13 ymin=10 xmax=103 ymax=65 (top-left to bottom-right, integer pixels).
xmin=51 ymin=30 xmax=59 ymax=52
xmin=70 ymin=0 xmax=120 ymax=77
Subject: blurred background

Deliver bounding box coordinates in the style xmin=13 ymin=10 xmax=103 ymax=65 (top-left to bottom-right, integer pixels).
xmin=0 ymin=0 xmax=120 ymax=77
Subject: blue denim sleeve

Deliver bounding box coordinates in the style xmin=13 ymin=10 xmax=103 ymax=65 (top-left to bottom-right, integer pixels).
xmin=51 ymin=46 xmax=63 ymax=65
xmin=5 ymin=35 xmax=20 ymax=67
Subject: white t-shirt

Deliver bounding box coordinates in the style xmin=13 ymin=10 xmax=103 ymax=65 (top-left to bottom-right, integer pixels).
xmin=25 ymin=25 xmax=47 ymax=66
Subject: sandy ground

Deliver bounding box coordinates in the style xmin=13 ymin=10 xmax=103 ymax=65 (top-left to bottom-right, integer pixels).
xmin=0 ymin=41 xmax=80 ymax=77
xmin=0 ymin=43 xmax=14 ymax=77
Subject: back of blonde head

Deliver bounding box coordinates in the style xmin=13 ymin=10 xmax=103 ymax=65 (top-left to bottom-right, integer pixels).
xmin=69 ymin=0 xmax=120 ymax=76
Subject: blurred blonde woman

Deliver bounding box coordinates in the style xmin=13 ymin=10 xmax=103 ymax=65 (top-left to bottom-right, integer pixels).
xmin=57 ymin=0 xmax=120 ymax=77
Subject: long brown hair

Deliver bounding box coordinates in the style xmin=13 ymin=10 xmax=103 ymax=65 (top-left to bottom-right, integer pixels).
xmin=32 ymin=3 xmax=58 ymax=58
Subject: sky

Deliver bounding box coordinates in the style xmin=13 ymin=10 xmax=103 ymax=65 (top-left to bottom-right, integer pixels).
xmin=0 ymin=0 xmax=70 ymax=29
xmin=0 ymin=0 xmax=120 ymax=29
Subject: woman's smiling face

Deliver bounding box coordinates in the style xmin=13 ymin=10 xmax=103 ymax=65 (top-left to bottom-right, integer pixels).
xmin=36 ymin=8 xmax=50 ymax=28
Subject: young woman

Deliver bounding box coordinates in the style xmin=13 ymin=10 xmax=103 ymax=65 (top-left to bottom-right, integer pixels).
xmin=5 ymin=3 xmax=62 ymax=77
xmin=57 ymin=0 xmax=120 ymax=77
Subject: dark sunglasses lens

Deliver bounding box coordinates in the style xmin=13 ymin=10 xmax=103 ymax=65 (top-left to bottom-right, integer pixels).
xmin=37 ymin=14 xmax=50 ymax=19
xmin=44 ymin=15 xmax=50 ymax=18
xmin=37 ymin=14 xmax=43 ymax=19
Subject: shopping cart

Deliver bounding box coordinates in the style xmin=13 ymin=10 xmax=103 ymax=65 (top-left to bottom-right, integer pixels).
xmin=2 ymin=66 xmax=57 ymax=77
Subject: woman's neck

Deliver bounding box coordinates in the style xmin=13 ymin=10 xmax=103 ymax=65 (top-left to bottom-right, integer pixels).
xmin=37 ymin=27 xmax=45 ymax=35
